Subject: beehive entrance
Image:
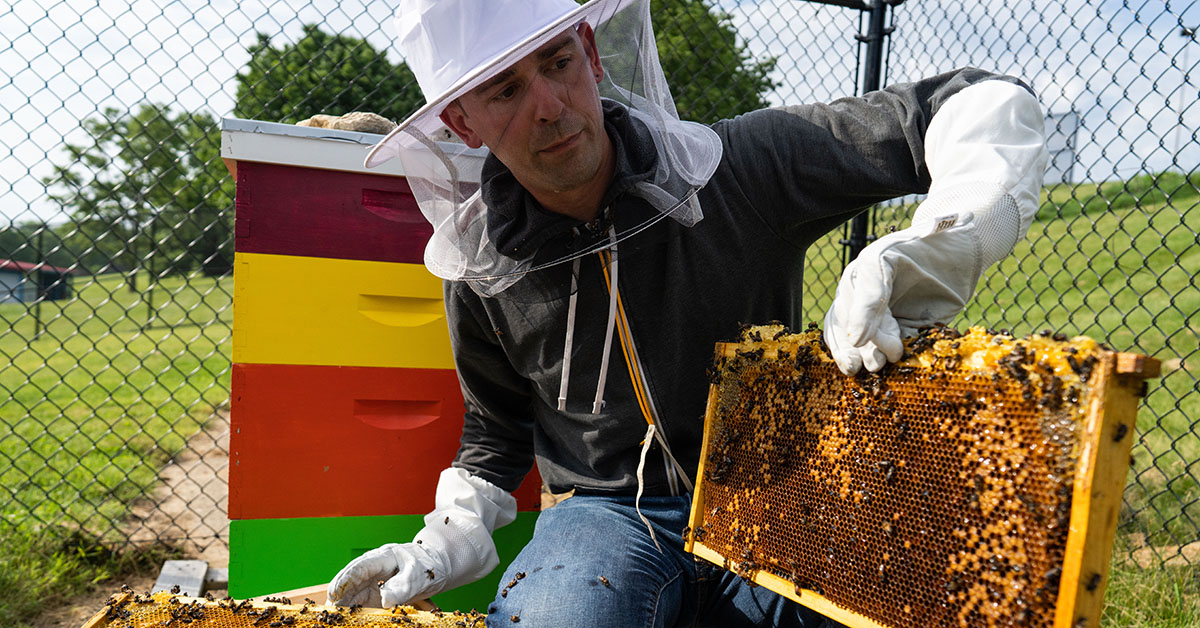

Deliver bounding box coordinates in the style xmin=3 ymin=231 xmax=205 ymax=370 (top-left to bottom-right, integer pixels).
xmin=686 ymin=324 xmax=1155 ymax=628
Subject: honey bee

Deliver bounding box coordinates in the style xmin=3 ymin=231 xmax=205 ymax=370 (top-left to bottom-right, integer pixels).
xmin=1043 ymin=566 xmax=1063 ymax=596
xmin=878 ymin=460 xmax=897 ymax=484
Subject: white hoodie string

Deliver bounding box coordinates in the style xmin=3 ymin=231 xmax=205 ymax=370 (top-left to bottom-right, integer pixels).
xmin=591 ymin=230 xmax=619 ymax=414
xmin=552 ymin=227 xmax=681 ymax=551
xmin=556 ymin=257 xmax=582 ymax=412
xmin=555 ymin=228 xmax=620 ymax=415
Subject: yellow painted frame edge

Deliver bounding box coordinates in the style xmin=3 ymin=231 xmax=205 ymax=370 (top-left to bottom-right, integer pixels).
xmin=1053 ymin=352 xmax=1157 ymax=628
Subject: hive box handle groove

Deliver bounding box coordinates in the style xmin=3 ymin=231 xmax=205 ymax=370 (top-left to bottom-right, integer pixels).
xmin=356 ymin=294 xmax=445 ymax=327
xmin=353 ymin=399 xmax=443 ymax=430
xmin=361 ymin=188 xmax=425 ymax=224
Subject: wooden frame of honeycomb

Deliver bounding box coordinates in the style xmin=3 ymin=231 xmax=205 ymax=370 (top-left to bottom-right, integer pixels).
xmin=685 ymin=325 xmax=1159 ymax=628
xmin=80 ymin=590 xmax=484 ymax=628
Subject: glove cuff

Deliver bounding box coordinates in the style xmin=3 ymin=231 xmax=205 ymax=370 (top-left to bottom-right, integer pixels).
xmin=435 ymin=467 xmax=518 ymax=533
xmin=911 ymin=180 xmax=1021 ymax=277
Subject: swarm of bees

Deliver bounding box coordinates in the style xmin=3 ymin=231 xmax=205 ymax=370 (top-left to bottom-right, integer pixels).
xmin=86 ymin=590 xmax=485 ymax=628
xmin=689 ymin=323 xmax=1113 ymax=628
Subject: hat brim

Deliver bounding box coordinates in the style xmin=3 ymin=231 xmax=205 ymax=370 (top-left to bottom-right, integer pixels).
xmin=365 ymin=0 xmax=636 ymax=168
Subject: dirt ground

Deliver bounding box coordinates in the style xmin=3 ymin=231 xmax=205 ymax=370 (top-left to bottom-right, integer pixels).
xmin=124 ymin=408 xmax=231 ymax=566
xmin=31 ymin=573 xmax=159 ymax=628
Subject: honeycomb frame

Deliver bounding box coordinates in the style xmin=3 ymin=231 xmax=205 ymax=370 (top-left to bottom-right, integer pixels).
xmin=684 ymin=325 xmax=1158 ymax=628
xmin=80 ymin=591 xmax=485 ymax=628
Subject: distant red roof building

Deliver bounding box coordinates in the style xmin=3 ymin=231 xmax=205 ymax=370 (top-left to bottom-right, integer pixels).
xmin=0 ymin=259 xmax=76 ymax=303
xmin=0 ymin=259 xmax=76 ymax=274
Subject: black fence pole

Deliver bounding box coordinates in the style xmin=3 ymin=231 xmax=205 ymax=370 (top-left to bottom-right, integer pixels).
xmin=33 ymin=227 xmax=44 ymax=339
xmin=846 ymin=0 xmax=896 ymax=263
xmin=145 ymin=216 xmax=156 ymax=330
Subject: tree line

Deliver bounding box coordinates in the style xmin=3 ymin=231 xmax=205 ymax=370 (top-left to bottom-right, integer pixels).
xmin=20 ymin=0 xmax=776 ymax=286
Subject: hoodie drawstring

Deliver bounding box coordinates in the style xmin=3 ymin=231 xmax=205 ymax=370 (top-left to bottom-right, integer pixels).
xmin=556 ymin=228 xmax=620 ymax=415
xmin=556 ymin=227 xmax=692 ymax=551
xmin=592 ymin=231 xmax=619 ymax=414
xmin=556 ymin=257 xmax=582 ymax=412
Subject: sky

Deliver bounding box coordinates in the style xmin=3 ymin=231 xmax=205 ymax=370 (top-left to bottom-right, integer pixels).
xmin=2 ymin=0 xmax=1198 ymax=224
xmin=714 ymin=0 xmax=1200 ymax=182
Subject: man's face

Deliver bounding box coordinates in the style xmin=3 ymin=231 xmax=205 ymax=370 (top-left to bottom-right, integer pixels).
xmin=440 ymin=24 xmax=610 ymax=207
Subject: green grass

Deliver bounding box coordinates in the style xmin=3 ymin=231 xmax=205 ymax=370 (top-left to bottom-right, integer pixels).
xmin=0 ymin=525 xmax=177 ymax=628
xmin=1102 ymin=560 xmax=1200 ymax=628
xmin=0 ymin=270 xmax=232 ymax=626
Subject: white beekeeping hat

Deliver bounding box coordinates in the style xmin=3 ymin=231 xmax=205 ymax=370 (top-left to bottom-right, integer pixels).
xmin=368 ymin=0 xmax=723 ymax=297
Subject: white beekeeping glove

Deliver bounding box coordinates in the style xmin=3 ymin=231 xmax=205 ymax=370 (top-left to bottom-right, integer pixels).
xmin=825 ymin=80 xmax=1050 ymax=374
xmin=327 ymin=467 xmax=517 ymax=607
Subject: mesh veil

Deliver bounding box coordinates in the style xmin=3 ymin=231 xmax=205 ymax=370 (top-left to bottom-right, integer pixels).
xmin=372 ymin=0 xmax=722 ymax=296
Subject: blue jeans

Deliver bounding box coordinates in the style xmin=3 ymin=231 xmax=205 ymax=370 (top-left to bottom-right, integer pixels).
xmin=485 ymin=494 xmax=841 ymax=627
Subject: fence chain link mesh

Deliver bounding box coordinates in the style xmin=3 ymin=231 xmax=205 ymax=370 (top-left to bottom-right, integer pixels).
xmin=0 ymin=0 xmax=1195 ymax=573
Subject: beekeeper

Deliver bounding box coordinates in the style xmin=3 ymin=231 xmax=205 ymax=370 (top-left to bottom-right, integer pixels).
xmin=326 ymin=0 xmax=1048 ymax=625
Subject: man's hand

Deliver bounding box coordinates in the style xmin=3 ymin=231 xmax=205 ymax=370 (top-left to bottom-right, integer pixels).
xmin=327 ymin=467 xmax=517 ymax=608
xmin=824 ymin=213 xmax=971 ymax=374
xmin=824 ymin=183 xmax=1015 ymax=375
xmin=328 ymin=542 xmax=442 ymax=608
xmin=824 ymin=79 xmax=1049 ymax=375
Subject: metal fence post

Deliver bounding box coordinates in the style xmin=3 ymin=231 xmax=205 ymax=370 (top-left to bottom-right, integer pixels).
xmin=803 ymin=0 xmax=899 ymax=266
xmin=847 ymin=0 xmax=898 ymax=263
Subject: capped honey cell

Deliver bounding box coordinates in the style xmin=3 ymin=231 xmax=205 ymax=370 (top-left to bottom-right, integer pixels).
xmin=687 ymin=324 xmax=1156 ymax=628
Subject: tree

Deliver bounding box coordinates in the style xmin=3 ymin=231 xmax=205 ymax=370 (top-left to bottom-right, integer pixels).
xmin=233 ymin=7 xmax=773 ymax=128
xmin=234 ymin=25 xmax=424 ymax=124
xmin=652 ymin=0 xmax=778 ymax=124
xmin=44 ymin=104 xmax=234 ymax=289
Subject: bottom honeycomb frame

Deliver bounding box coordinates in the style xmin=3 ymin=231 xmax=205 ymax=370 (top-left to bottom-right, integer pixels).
xmin=81 ymin=590 xmax=485 ymax=628
xmin=684 ymin=326 xmax=1159 ymax=628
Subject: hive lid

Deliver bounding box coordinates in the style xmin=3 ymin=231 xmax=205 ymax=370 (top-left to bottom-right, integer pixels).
xmin=219 ymin=117 xmax=486 ymax=179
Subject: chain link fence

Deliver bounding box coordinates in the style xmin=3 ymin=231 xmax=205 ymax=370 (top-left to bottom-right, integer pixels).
xmin=0 ymin=0 xmax=1196 ymax=575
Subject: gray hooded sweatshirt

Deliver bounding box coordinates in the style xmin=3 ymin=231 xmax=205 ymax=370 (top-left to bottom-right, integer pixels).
xmin=445 ymin=67 xmax=1029 ymax=497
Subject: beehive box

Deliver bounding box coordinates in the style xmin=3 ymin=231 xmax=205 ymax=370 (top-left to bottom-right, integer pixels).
xmin=220 ymin=118 xmax=541 ymax=607
xmin=81 ymin=590 xmax=484 ymax=628
xmin=685 ymin=324 xmax=1158 ymax=628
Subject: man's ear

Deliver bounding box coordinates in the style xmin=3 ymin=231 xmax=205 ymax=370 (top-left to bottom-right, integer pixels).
xmin=577 ymin=22 xmax=604 ymax=84
xmin=439 ymin=103 xmax=483 ymax=148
